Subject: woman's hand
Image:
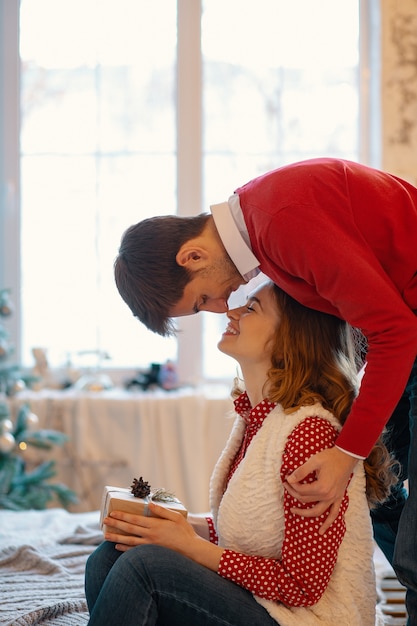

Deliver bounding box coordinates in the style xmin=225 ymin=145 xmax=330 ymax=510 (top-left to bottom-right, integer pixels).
xmin=103 ymin=503 xmax=198 ymax=552
xmin=284 ymin=447 xmax=358 ymax=534
xmin=103 ymin=503 xmax=224 ymax=570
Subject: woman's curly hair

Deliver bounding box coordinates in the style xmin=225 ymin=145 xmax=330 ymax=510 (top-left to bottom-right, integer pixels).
xmin=231 ymin=283 xmax=398 ymax=508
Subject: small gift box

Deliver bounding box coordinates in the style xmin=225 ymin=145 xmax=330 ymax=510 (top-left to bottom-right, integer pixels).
xmin=100 ymin=477 xmax=187 ymax=535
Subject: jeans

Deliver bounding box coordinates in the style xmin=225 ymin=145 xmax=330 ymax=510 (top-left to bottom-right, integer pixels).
xmin=85 ymin=542 xmax=278 ymax=626
xmin=371 ymin=358 xmax=417 ymax=626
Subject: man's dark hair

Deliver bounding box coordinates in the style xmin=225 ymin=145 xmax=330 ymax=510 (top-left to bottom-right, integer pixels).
xmin=114 ymin=214 xmax=210 ymax=336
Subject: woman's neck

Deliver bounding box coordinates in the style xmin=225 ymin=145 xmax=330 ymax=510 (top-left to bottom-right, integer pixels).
xmin=240 ymin=366 xmax=270 ymax=408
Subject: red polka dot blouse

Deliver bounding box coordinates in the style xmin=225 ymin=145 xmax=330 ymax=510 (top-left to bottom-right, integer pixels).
xmin=206 ymin=392 xmax=348 ymax=606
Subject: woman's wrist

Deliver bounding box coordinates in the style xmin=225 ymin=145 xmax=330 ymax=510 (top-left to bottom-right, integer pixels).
xmin=186 ymin=535 xmax=224 ymax=571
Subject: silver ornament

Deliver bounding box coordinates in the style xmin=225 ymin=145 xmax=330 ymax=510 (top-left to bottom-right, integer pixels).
xmin=0 ymin=431 xmax=15 ymax=453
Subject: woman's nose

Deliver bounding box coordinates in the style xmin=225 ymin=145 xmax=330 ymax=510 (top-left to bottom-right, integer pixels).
xmin=226 ymin=305 xmax=242 ymax=320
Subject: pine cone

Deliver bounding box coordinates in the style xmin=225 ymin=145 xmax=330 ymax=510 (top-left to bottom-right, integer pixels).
xmin=130 ymin=476 xmax=151 ymax=498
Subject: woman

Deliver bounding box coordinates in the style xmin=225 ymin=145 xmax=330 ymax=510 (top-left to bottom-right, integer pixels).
xmin=85 ymin=281 xmax=396 ymax=625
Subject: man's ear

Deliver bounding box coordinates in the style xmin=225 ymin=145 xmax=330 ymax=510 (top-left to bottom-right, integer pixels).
xmin=176 ymin=243 xmax=209 ymax=268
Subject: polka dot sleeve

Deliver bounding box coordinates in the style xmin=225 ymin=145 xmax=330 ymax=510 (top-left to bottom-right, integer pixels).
xmin=206 ymin=516 xmax=219 ymax=544
xmin=217 ymin=417 xmax=349 ymax=606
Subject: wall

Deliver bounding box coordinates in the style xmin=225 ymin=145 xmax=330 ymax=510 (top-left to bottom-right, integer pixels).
xmin=381 ymin=0 xmax=417 ymax=184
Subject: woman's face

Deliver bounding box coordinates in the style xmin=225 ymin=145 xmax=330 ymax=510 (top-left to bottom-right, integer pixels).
xmin=217 ymin=282 xmax=281 ymax=369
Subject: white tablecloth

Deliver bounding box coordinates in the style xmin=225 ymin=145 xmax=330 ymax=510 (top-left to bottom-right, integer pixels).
xmin=9 ymin=386 xmax=235 ymax=513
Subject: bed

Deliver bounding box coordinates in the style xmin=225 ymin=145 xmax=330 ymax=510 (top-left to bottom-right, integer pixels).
xmin=0 ymin=508 xmax=102 ymax=626
xmin=0 ymin=508 xmax=407 ymax=626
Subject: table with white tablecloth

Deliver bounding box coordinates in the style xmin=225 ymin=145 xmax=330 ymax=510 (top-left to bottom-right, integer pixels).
xmin=9 ymin=386 xmax=235 ymax=513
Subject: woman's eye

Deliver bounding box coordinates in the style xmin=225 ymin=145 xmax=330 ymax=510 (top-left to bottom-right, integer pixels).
xmin=246 ymin=305 xmax=255 ymax=312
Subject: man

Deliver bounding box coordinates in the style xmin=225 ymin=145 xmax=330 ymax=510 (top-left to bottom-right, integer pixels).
xmin=114 ymin=158 xmax=417 ymax=624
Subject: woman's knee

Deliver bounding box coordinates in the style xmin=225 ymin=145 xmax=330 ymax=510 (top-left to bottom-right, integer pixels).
xmin=117 ymin=544 xmax=178 ymax=575
xmin=113 ymin=545 xmax=193 ymax=588
xmin=86 ymin=541 xmax=121 ymax=579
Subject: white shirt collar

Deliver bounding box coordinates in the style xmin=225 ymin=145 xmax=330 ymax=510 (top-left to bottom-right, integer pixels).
xmin=210 ymin=195 xmax=260 ymax=281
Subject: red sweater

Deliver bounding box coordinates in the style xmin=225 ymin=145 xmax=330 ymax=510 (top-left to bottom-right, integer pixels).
xmin=235 ymin=158 xmax=417 ymax=456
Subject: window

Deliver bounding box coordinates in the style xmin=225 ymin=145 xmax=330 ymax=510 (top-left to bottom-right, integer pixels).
xmin=19 ymin=0 xmax=178 ymax=374
xmin=1 ymin=0 xmax=368 ymax=385
xmin=200 ymin=0 xmax=361 ymax=378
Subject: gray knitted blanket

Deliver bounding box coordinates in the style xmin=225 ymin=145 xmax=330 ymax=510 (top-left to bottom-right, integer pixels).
xmin=0 ymin=509 xmax=102 ymax=626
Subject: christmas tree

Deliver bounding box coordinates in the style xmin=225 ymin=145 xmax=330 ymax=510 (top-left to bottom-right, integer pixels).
xmin=0 ymin=288 xmax=21 ymax=395
xmin=0 ymin=288 xmax=77 ymax=510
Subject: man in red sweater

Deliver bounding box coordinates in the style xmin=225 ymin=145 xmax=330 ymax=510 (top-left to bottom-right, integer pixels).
xmin=114 ymin=158 xmax=417 ymax=624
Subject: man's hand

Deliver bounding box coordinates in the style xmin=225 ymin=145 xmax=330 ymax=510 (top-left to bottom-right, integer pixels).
xmin=284 ymin=447 xmax=359 ymax=535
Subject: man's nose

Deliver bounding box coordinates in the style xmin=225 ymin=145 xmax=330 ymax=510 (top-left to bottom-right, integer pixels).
xmin=202 ymin=298 xmax=229 ymax=313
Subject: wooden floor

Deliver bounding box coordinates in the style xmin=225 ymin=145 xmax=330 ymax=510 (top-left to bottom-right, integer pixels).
xmin=378 ymin=571 xmax=407 ymax=625
xmin=375 ymin=544 xmax=408 ymax=626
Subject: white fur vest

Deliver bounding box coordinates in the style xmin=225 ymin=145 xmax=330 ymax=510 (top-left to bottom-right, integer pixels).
xmin=210 ymin=403 xmax=379 ymax=626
